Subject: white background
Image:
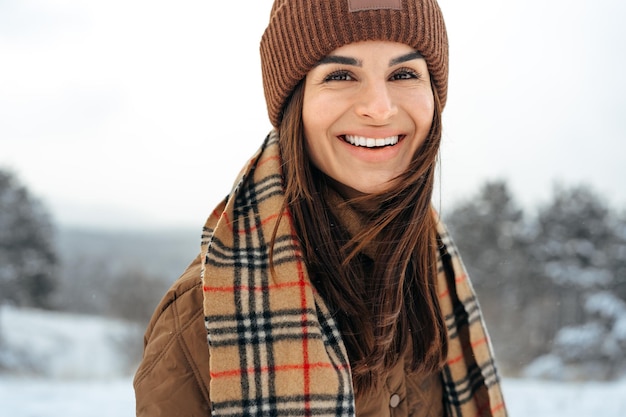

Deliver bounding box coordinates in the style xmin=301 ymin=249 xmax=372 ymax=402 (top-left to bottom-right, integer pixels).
xmin=1 ymin=0 xmax=625 ymax=230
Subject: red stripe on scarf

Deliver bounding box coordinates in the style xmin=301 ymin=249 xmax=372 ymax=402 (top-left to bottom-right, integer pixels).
xmin=296 ymin=244 xmax=312 ymax=416
xmin=203 ymin=280 xmax=312 ymax=293
xmin=446 ymin=337 xmax=488 ymax=365
xmin=438 ymin=273 xmax=467 ymax=298
xmin=257 ymin=155 xmax=281 ymax=168
xmin=218 ymin=211 xmax=292 ymax=234
xmin=210 ymin=362 xmax=349 ymax=379
xmin=490 ymin=403 xmax=506 ymax=415
xmin=472 ymin=396 xmax=506 ymax=417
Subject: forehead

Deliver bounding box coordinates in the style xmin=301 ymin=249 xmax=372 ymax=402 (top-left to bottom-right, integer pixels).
xmin=327 ymin=40 xmax=417 ymax=57
xmin=313 ymin=40 xmax=425 ymax=71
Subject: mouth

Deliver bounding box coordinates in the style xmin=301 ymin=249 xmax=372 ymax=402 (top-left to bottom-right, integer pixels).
xmin=342 ymin=134 xmax=401 ymax=148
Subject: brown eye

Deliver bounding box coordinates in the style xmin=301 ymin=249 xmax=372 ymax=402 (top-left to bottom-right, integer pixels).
xmin=390 ymin=68 xmax=421 ymax=81
xmin=324 ymin=70 xmax=354 ymax=82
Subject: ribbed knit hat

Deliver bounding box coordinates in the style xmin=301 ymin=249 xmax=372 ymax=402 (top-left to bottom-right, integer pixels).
xmin=260 ymin=0 xmax=448 ymax=127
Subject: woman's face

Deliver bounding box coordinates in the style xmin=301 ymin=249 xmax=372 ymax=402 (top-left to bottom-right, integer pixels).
xmin=302 ymin=41 xmax=434 ymax=196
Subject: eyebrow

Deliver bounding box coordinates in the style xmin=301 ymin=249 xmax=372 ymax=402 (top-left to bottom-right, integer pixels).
xmin=316 ymin=51 xmax=423 ymax=67
xmin=317 ymin=55 xmax=361 ymax=66
xmin=389 ymin=51 xmax=423 ymax=66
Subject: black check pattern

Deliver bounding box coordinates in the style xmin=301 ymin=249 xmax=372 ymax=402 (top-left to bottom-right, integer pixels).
xmin=200 ymin=131 xmax=508 ymax=416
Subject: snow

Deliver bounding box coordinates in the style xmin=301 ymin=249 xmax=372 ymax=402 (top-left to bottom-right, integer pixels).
xmin=0 ymin=376 xmax=135 ymax=417
xmin=615 ymin=315 xmax=626 ymax=341
xmin=2 ymin=306 xmax=626 ymax=416
xmin=502 ymin=378 xmax=626 ymax=417
xmin=1 ymin=376 xmax=625 ymax=417
xmin=586 ymin=291 xmax=626 ymax=320
xmin=544 ymin=261 xmax=613 ymax=288
xmin=523 ymin=354 xmax=568 ymax=380
xmin=554 ymin=322 xmax=607 ymax=361
xmin=0 ymin=305 xmax=141 ymax=379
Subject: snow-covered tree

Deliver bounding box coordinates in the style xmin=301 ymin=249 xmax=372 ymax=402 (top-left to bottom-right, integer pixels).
xmin=0 ymin=169 xmax=58 ymax=308
xmin=446 ymin=180 xmax=626 ymax=378
xmin=533 ymin=184 xmax=621 ymax=326
xmin=535 ymin=184 xmax=615 ymax=288
xmin=445 ymin=180 xmax=543 ymax=371
xmin=525 ymin=184 xmax=626 ymax=380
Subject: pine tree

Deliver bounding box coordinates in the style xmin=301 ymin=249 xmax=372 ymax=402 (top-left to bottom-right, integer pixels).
xmin=531 ymin=184 xmax=626 ymax=379
xmin=444 ymin=180 xmax=541 ymax=373
xmin=0 ymin=169 xmax=58 ymax=308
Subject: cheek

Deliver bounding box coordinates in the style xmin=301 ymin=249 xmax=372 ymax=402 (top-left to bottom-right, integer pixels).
xmin=302 ymin=90 xmax=319 ymax=138
xmin=303 ymin=95 xmax=329 ymax=127
xmin=301 ymin=108 xmax=320 ymax=165
xmin=415 ymin=92 xmax=435 ymax=124
xmin=303 ymin=127 xmax=325 ymax=172
xmin=302 ymin=93 xmax=334 ymax=149
xmin=406 ymin=94 xmax=435 ymax=140
xmin=302 ymin=109 xmax=317 ymax=153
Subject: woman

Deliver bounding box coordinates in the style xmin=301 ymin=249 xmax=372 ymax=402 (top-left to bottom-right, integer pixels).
xmin=134 ymin=1 xmax=508 ymax=416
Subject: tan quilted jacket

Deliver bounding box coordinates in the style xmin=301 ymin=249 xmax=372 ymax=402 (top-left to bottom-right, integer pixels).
xmin=134 ymin=255 xmax=444 ymax=417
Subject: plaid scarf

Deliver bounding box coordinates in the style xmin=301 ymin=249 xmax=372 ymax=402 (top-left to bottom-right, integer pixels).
xmin=201 ymin=131 xmax=508 ymax=416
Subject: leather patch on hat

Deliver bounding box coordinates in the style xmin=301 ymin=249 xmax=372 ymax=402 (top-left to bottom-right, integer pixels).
xmin=348 ymin=0 xmax=402 ymax=11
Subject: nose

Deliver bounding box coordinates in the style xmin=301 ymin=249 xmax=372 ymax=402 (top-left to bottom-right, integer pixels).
xmin=354 ymin=80 xmax=397 ymax=122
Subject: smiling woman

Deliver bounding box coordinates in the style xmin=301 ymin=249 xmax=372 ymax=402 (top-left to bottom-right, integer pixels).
xmin=133 ymin=1 xmax=508 ymax=416
xmin=303 ymin=42 xmax=435 ymax=196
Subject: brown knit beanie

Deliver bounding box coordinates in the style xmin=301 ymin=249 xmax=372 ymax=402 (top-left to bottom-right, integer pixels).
xmin=260 ymin=0 xmax=449 ymax=127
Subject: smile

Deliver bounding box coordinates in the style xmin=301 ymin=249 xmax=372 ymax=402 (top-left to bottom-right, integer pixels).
xmin=343 ymin=135 xmax=400 ymax=148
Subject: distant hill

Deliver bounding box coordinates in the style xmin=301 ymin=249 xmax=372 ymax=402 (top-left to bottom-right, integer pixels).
xmin=49 ymin=226 xmax=203 ymax=323
xmin=55 ymin=226 xmax=201 ymax=283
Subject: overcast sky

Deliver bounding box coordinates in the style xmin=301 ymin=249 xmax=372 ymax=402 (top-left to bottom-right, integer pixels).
xmin=1 ymin=0 xmax=625 ymax=231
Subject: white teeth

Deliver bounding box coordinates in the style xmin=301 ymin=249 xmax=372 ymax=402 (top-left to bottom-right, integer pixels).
xmin=344 ymin=135 xmax=399 ymax=148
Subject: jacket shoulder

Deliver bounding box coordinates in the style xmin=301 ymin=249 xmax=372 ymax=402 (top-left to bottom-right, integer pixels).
xmin=133 ymin=254 xmax=211 ymax=416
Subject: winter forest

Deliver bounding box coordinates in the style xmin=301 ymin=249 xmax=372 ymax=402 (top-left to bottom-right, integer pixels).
xmin=1 ymin=168 xmax=626 ymax=415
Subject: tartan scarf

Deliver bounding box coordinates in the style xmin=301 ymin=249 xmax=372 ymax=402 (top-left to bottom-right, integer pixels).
xmin=200 ymin=131 xmax=508 ymax=416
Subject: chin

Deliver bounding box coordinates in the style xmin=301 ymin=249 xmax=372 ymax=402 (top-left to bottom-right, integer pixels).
xmin=336 ymin=179 xmax=392 ymax=197
xmin=354 ymin=184 xmax=386 ymax=194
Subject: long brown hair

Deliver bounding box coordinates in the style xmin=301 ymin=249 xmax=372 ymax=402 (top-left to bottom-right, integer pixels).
xmin=273 ymin=78 xmax=448 ymax=394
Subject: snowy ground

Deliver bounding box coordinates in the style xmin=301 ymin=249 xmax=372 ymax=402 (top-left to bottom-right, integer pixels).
xmin=1 ymin=376 xmax=625 ymax=417
xmin=0 ymin=305 xmax=141 ymax=379
xmin=0 ymin=376 xmax=135 ymax=416
xmin=501 ymin=378 xmax=626 ymax=417
xmin=1 ymin=306 xmax=625 ymax=416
